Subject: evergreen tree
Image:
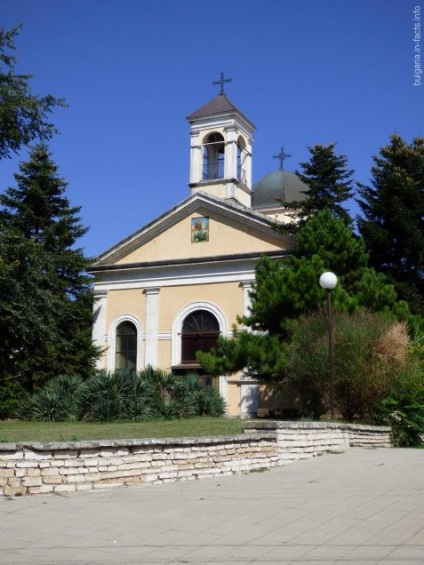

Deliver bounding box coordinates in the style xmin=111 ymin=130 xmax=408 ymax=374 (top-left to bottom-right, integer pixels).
xmin=0 ymin=145 xmax=99 ymax=394
xmin=198 ymin=210 xmax=411 ymax=380
xmin=279 ymin=143 xmax=354 ymax=232
xmin=357 ymin=134 xmax=424 ymax=315
xmin=0 ymin=26 xmax=65 ymax=161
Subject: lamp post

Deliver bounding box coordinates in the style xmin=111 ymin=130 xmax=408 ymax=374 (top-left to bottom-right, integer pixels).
xmin=319 ymin=272 xmax=338 ymax=419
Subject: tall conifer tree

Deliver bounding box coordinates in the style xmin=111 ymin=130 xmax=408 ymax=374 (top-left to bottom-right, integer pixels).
xmin=0 ymin=26 xmax=65 ymax=161
xmin=357 ymin=134 xmax=424 ymax=315
xmin=0 ymin=145 xmax=99 ymax=393
xmin=280 ymin=143 xmax=354 ymax=232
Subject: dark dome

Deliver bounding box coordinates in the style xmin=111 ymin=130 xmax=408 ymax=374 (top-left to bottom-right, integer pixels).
xmin=252 ymin=170 xmax=309 ymax=210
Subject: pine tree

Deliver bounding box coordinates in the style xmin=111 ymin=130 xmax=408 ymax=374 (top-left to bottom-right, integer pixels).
xmin=0 ymin=145 xmax=99 ymax=393
xmin=280 ymin=143 xmax=354 ymax=232
xmin=0 ymin=26 xmax=65 ymax=161
xmin=198 ymin=210 xmax=410 ymax=380
xmin=357 ymin=134 xmax=424 ymax=315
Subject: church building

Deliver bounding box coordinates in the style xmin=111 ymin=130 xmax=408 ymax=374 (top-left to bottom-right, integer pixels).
xmin=90 ymin=77 xmax=308 ymax=417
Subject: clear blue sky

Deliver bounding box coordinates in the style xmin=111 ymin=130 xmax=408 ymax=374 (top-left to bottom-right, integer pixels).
xmin=2 ymin=0 xmax=423 ymax=257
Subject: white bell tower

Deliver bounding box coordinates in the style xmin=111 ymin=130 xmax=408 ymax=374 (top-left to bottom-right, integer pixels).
xmin=186 ymin=74 xmax=256 ymax=208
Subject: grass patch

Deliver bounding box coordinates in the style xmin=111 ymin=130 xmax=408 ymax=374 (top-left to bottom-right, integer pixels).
xmin=0 ymin=418 xmax=246 ymax=443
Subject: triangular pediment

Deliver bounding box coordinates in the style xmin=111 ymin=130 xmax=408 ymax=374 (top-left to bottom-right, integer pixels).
xmin=93 ymin=193 xmax=294 ymax=268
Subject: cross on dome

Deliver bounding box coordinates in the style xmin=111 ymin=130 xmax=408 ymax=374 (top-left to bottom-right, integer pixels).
xmin=273 ymin=147 xmax=292 ymax=170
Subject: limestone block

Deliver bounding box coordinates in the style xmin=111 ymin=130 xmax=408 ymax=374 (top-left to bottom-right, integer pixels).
xmin=116 ymin=462 xmax=148 ymax=472
xmin=144 ymin=474 xmax=159 ymax=483
xmin=28 ymin=485 xmax=53 ymax=494
xmin=100 ymin=448 xmax=129 ymax=458
xmin=42 ymin=468 xmax=61 ymax=477
xmin=23 ymin=450 xmax=51 ymax=461
xmin=93 ymin=480 xmax=124 ymax=489
xmin=0 ymin=469 xmax=14 ymax=478
xmin=65 ymin=474 xmax=87 ymax=484
xmin=99 ymin=465 xmax=117 ymax=472
xmin=43 ymin=475 xmax=63 ymax=485
xmin=152 ymin=453 xmax=168 ymax=461
xmin=70 ymin=458 xmax=99 ymax=467
xmin=4 ymin=485 xmax=27 ymax=496
xmin=53 ymin=484 xmax=76 ymax=493
xmin=59 ymin=467 xmax=80 ymax=475
xmin=0 ymin=451 xmax=23 ymax=460
xmin=22 ymin=477 xmax=42 ymax=487
xmin=85 ymin=472 xmax=107 ymax=482
xmin=53 ymin=450 xmax=79 ymax=459
xmin=7 ymin=478 xmax=22 ymax=488
xmin=78 ymin=449 xmax=100 ymax=458
xmin=50 ymin=460 xmax=65 ymax=467
xmin=16 ymin=461 xmax=38 ymax=468
xmin=158 ymin=471 xmax=178 ymax=480
xmin=27 ymin=468 xmax=42 ymax=477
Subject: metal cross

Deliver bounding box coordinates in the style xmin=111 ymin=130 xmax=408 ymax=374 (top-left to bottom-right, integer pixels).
xmin=213 ymin=72 xmax=232 ymax=95
xmin=273 ymin=147 xmax=292 ymax=170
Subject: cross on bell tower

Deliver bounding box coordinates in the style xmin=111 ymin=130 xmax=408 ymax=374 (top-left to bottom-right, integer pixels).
xmin=273 ymin=147 xmax=292 ymax=170
xmin=213 ymin=72 xmax=232 ymax=95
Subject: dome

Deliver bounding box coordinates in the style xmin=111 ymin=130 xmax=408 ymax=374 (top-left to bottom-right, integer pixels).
xmin=252 ymin=170 xmax=309 ymax=210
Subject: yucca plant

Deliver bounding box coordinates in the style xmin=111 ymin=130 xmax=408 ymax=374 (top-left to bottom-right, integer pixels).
xmin=125 ymin=373 xmax=153 ymax=421
xmin=193 ymin=387 xmax=226 ymax=417
xmin=79 ymin=371 xmax=127 ymax=422
xmin=29 ymin=374 xmax=84 ymax=421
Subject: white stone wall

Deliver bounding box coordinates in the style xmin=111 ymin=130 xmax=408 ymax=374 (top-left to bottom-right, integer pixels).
xmin=0 ymin=422 xmax=392 ymax=497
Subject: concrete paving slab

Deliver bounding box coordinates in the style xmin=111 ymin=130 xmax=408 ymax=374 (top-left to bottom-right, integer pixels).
xmin=0 ymin=447 xmax=423 ymax=564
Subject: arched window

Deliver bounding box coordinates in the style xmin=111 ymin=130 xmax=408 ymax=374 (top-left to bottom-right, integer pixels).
xmin=115 ymin=321 xmax=137 ymax=370
xmin=181 ymin=310 xmax=220 ymax=364
xmin=202 ymin=133 xmax=225 ymax=180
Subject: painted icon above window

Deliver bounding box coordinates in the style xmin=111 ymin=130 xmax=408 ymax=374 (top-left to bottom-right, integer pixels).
xmin=191 ymin=216 xmax=209 ymax=243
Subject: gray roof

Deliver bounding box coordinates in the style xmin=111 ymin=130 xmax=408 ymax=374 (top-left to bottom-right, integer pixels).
xmin=252 ymin=170 xmax=309 ymax=210
xmin=186 ymin=94 xmax=254 ymax=129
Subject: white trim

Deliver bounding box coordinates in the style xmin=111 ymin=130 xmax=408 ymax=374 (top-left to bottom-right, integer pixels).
xmin=92 ymin=291 xmax=107 ymax=369
xmin=144 ymin=287 xmax=160 ymax=367
xmin=240 ymin=280 xmax=254 ymax=318
xmin=171 ymin=301 xmax=228 ymax=367
xmin=93 ymin=260 xmax=264 ymax=293
xmin=108 ymin=314 xmax=144 ymax=372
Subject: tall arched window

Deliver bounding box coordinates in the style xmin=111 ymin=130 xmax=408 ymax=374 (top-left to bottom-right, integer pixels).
xmin=202 ymin=133 xmax=225 ymax=180
xmin=181 ymin=310 xmax=220 ymax=364
xmin=115 ymin=321 xmax=137 ymax=370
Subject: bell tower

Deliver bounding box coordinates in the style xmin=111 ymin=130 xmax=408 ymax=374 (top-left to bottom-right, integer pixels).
xmin=186 ymin=74 xmax=256 ymax=208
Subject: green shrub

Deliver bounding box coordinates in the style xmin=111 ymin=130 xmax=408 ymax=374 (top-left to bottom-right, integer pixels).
xmin=374 ymin=396 xmax=424 ymax=447
xmin=25 ymin=368 xmax=226 ymax=422
xmin=0 ymin=381 xmax=29 ymax=419
xmin=193 ymin=387 xmax=226 ymax=417
xmin=28 ymin=375 xmax=84 ymax=422
xmin=79 ymin=370 xmax=134 ymax=422
xmin=283 ymin=311 xmax=417 ymax=422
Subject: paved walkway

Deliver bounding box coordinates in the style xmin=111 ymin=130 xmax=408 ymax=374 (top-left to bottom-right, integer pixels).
xmin=0 ymin=447 xmax=423 ymax=564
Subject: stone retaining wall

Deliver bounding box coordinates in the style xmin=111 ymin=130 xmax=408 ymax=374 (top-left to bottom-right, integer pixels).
xmin=244 ymin=421 xmax=392 ymax=464
xmin=0 ymin=422 xmax=392 ymax=497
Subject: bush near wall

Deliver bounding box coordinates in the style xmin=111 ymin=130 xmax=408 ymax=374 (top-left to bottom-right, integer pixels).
xmin=22 ymin=369 xmax=226 ymax=422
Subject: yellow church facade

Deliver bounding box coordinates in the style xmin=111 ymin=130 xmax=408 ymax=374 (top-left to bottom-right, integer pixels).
xmin=90 ymin=85 xmax=307 ymax=417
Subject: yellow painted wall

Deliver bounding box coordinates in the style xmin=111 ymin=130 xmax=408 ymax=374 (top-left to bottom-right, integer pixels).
xmin=105 ymin=288 xmax=145 ymax=329
xmin=158 ymin=281 xmax=243 ymax=331
xmin=116 ymin=209 xmax=287 ymax=265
